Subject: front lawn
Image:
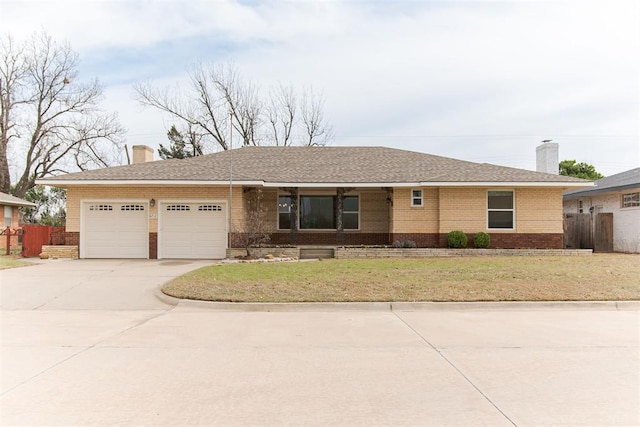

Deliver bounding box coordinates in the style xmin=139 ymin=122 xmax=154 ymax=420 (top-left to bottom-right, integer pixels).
xmin=0 ymin=255 xmax=34 ymax=270
xmin=162 ymin=254 xmax=640 ymax=302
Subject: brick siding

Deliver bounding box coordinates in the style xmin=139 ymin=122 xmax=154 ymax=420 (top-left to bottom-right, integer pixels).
xmin=149 ymin=232 xmax=157 ymax=259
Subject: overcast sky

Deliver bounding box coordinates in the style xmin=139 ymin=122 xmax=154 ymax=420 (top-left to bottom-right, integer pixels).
xmin=3 ymin=0 xmax=639 ymax=176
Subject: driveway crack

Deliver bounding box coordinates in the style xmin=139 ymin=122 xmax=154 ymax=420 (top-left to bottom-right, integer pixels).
xmin=393 ymin=311 xmax=517 ymax=426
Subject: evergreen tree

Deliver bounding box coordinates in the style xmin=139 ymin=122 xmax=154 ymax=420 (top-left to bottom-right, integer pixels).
xmin=157 ymin=125 xmax=203 ymax=159
xmin=559 ymin=160 xmax=604 ymax=180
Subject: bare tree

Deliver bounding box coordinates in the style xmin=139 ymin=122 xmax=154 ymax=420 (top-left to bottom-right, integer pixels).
xmin=301 ymin=87 xmax=334 ymax=146
xmin=236 ymin=187 xmax=273 ymax=258
xmin=0 ymin=32 xmax=125 ymax=197
xmin=267 ymin=84 xmax=297 ymax=146
xmin=134 ymin=62 xmax=333 ymax=151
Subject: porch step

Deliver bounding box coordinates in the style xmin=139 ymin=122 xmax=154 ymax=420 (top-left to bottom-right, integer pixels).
xmin=299 ymin=248 xmax=335 ymax=260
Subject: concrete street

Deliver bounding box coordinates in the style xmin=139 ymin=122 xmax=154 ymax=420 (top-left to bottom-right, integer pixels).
xmin=1 ymin=259 xmax=639 ymax=426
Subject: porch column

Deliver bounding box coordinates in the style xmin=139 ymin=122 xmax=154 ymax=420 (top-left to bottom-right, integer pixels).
xmin=289 ymin=187 xmax=299 ymax=244
xmin=336 ymin=188 xmax=345 ymax=244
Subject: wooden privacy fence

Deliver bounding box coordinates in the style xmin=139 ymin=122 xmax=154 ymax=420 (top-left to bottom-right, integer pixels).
xmin=21 ymin=225 xmax=66 ymax=257
xmin=564 ymin=213 xmax=613 ymax=252
xmin=594 ymin=213 xmax=613 ymax=253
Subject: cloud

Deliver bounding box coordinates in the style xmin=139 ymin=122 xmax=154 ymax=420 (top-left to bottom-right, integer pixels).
xmin=2 ymin=0 xmax=638 ymax=175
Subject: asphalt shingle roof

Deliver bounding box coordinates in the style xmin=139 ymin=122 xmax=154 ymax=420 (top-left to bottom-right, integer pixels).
xmin=564 ymin=167 xmax=640 ymax=198
xmin=40 ymin=146 xmax=589 ymax=185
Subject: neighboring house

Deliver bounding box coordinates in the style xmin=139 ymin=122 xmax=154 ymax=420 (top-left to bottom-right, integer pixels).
xmin=0 ymin=191 xmax=37 ymax=251
xmin=564 ymin=168 xmax=640 ymax=253
xmin=37 ymin=145 xmax=590 ymax=259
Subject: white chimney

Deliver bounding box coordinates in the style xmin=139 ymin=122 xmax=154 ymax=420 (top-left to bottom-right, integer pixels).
xmin=132 ymin=145 xmax=154 ymax=164
xmin=536 ymin=140 xmax=559 ymax=174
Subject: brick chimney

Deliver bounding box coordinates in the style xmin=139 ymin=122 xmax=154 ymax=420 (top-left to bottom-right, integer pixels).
xmin=536 ymin=140 xmax=559 ymax=174
xmin=132 ymin=145 xmax=154 ymax=164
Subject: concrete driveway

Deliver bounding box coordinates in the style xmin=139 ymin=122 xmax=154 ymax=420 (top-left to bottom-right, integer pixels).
xmin=0 ymin=259 xmax=212 ymax=310
xmin=1 ymin=260 xmax=639 ymax=426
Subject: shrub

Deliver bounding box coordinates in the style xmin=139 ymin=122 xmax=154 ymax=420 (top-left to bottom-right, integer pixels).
xmin=447 ymin=231 xmax=468 ymax=248
xmin=392 ymin=239 xmax=417 ymax=248
xmin=473 ymin=232 xmax=491 ymax=248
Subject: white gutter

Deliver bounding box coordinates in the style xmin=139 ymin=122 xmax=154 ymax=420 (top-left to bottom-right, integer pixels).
xmin=418 ymin=181 xmax=594 ymax=187
xmin=36 ymin=179 xmax=593 ymax=188
xmin=36 ymin=179 xmax=266 ymax=186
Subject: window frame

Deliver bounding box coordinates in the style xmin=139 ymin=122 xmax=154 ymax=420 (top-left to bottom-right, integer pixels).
xmin=4 ymin=205 xmax=13 ymax=227
xmin=487 ymin=190 xmax=515 ymax=230
xmin=277 ymin=193 xmax=360 ymax=231
xmin=621 ymin=192 xmax=640 ymax=208
xmin=411 ymin=189 xmax=423 ymax=207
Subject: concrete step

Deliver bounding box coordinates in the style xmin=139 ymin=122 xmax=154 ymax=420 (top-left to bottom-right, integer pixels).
xmin=299 ymin=248 xmax=335 ymax=259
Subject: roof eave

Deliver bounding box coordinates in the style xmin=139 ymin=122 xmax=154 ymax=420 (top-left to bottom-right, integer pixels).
xmin=564 ymin=182 xmax=640 ymax=199
xmin=1 ymin=201 xmax=37 ymax=208
xmin=419 ymin=181 xmax=594 ymax=187
xmin=36 ymin=179 xmax=266 ymax=186
xmin=37 ymin=179 xmax=594 ymax=189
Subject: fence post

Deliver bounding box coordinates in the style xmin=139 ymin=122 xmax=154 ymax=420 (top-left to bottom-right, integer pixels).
xmin=5 ymin=226 xmax=10 ymax=256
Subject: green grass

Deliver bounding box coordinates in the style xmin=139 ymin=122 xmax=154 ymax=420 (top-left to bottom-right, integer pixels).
xmin=0 ymin=255 xmax=34 ymax=270
xmin=162 ymin=254 xmax=640 ymax=302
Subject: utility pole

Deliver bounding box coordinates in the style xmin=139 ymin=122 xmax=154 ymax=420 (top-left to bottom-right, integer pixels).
xmin=228 ymin=112 xmax=233 ymax=257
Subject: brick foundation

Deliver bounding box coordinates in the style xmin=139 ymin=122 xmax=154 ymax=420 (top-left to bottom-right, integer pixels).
xmin=228 ymin=232 xmax=564 ymax=249
xmin=392 ymin=233 xmax=564 ymax=249
xmin=239 ymin=232 xmax=390 ymax=247
xmin=62 ymin=231 xmax=80 ymax=246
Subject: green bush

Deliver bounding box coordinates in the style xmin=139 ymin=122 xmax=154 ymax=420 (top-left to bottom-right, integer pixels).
xmin=447 ymin=230 xmax=468 ymax=248
xmin=473 ymin=232 xmax=491 ymax=248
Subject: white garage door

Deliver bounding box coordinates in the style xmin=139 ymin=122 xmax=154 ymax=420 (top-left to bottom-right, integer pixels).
xmin=82 ymin=202 xmax=149 ymax=258
xmin=159 ymin=202 xmax=227 ymax=259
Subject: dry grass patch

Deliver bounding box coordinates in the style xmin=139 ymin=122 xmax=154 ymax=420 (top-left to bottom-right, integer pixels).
xmin=162 ymin=254 xmax=640 ymax=302
xmin=0 ymin=255 xmax=34 ymax=270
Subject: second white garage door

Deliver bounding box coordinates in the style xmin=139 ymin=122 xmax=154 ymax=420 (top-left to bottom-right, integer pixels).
xmin=159 ymin=202 xmax=227 ymax=259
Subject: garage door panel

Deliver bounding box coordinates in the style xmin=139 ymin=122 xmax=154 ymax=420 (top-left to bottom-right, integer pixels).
xmin=82 ymin=202 xmax=148 ymax=259
xmin=160 ymin=202 xmax=226 ymax=259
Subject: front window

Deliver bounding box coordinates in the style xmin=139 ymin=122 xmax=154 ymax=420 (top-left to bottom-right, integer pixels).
xmin=300 ymin=196 xmax=335 ymax=229
xmin=278 ymin=196 xmax=292 ymax=229
xmin=622 ymin=192 xmax=639 ymax=208
xmin=488 ymin=190 xmax=514 ymax=229
xmin=278 ymin=195 xmax=359 ymax=230
xmin=342 ymin=196 xmax=359 ymax=229
xmin=4 ymin=206 xmax=13 ymax=227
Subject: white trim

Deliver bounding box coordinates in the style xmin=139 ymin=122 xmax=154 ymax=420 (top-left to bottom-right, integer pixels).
xmin=411 ymin=188 xmax=424 ymax=207
xmin=486 ymin=190 xmax=516 ymax=231
xmin=265 ymin=182 xmax=419 ymax=188
xmin=37 ymin=180 xmax=264 ymax=186
xmin=38 ymin=179 xmax=593 ymax=188
xmin=420 ymin=181 xmax=593 ymax=187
